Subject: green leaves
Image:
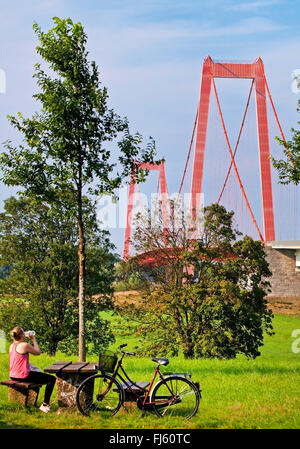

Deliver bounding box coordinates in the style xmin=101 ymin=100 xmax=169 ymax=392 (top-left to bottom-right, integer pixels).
xmin=119 ymin=203 xmax=274 ymax=359
xmin=0 ymin=17 xmax=159 ymax=359
xmin=0 ymin=196 xmax=117 ymax=355
xmin=271 ymin=102 xmax=300 ymax=185
xmin=1 ymin=17 xmax=159 ymax=202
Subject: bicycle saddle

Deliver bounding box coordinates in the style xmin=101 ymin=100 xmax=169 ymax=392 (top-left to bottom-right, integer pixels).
xmin=152 ymin=357 xmax=169 ymax=366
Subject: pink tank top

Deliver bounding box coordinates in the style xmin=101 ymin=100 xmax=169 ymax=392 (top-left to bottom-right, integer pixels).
xmin=9 ymin=343 xmax=30 ymax=379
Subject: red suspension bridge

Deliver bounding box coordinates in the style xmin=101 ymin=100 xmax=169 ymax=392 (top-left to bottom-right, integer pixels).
xmin=123 ymin=56 xmax=299 ymax=260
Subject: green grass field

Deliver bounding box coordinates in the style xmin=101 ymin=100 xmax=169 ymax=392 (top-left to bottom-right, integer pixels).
xmin=0 ymin=313 xmax=299 ymax=429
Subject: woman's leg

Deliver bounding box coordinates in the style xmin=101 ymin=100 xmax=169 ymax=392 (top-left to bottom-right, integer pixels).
xmin=24 ymin=371 xmax=56 ymax=405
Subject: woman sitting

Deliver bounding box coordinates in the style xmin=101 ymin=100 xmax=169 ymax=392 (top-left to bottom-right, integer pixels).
xmin=9 ymin=326 xmax=56 ymax=413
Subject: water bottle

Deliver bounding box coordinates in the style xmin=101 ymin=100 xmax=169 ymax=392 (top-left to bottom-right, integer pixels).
xmin=24 ymin=330 xmax=35 ymax=338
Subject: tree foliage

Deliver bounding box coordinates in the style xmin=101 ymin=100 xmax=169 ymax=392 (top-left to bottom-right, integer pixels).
xmin=118 ymin=203 xmax=274 ymax=359
xmin=0 ymin=17 xmax=159 ymax=360
xmin=0 ymin=195 xmax=116 ymax=356
xmin=272 ymin=100 xmax=300 ymax=185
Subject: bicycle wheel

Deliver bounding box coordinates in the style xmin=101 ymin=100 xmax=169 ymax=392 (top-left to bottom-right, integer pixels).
xmin=151 ymin=375 xmax=200 ymax=419
xmin=76 ymin=373 xmax=124 ymax=417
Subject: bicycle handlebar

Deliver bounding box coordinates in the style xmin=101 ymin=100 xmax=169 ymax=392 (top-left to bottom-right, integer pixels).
xmin=118 ymin=343 xmax=136 ymax=356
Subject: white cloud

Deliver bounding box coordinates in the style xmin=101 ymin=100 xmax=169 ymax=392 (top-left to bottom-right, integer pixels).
xmin=0 ymin=0 xmax=299 ymax=249
xmin=228 ymin=0 xmax=282 ymax=11
xmin=197 ymin=17 xmax=285 ymax=37
xmin=86 ymin=16 xmax=286 ymax=69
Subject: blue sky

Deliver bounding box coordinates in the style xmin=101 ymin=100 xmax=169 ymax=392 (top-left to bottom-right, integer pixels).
xmin=0 ymin=0 xmax=300 ymax=255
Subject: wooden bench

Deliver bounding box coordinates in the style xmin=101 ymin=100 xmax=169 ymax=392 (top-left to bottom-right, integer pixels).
xmin=117 ymin=381 xmax=150 ymax=403
xmin=1 ymin=380 xmax=42 ymax=407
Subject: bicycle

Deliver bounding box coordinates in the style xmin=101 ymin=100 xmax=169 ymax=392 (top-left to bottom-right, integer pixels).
xmin=76 ymin=344 xmax=201 ymax=419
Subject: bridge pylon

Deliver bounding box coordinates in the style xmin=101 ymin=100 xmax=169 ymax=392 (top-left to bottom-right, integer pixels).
xmin=190 ymin=56 xmax=276 ymax=242
xmin=123 ymin=162 xmax=169 ymax=261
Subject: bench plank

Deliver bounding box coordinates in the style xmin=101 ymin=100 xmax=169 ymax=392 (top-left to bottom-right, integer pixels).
xmin=120 ymin=381 xmax=150 ymax=392
xmin=1 ymin=380 xmax=41 ymax=407
xmin=61 ymin=362 xmax=89 ymax=373
xmin=113 ymin=381 xmax=150 ymax=403
xmin=44 ymin=361 xmax=98 ymax=375
xmin=44 ymin=361 xmax=72 ymax=373
xmin=78 ymin=363 xmax=98 ymax=373
xmin=1 ymin=380 xmax=42 ymax=389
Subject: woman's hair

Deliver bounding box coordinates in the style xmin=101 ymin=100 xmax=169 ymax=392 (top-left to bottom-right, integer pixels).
xmin=10 ymin=327 xmax=24 ymax=341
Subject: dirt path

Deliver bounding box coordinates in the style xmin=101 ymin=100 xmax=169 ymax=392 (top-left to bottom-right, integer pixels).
xmin=114 ymin=290 xmax=300 ymax=316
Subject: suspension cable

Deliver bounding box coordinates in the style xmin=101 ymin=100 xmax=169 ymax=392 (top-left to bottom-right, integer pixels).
xmin=177 ymin=109 xmax=198 ymax=201
xmin=218 ymin=79 xmax=254 ymax=203
xmin=210 ymin=70 xmax=264 ymax=242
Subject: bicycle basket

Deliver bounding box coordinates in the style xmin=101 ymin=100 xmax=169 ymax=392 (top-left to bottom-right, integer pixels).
xmin=98 ymin=350 xmax=118 ymax=373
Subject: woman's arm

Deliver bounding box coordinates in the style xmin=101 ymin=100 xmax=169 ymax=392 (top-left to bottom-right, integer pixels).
xmin=26 ymin=336 xmax=41 ymax=355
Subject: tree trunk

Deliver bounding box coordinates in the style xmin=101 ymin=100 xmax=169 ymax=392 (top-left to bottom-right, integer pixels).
xmin=78 ymin=203 xmax=86 ymax=362
xmin=183 ymin=330 xmax=194 ymax=359
xmin=47 ymin=341 xmax=58 ymax=357
xmin=183 ymin=344 xmax=194 ymax=359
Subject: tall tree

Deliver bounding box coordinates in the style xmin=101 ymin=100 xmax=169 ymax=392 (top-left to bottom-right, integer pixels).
xmin=0 ymin=195 xmax=116 ymax=356
xmin=272 ymin=100 xmax=300 ymax=185
xmin=0 ymin=17 xmax=158 ymax=360
xmin=119 ymin=203 xmax=274 ymax=359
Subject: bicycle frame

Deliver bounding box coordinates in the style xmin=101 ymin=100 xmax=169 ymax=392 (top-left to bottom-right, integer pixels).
xmin=103 ymin=351 xmax=173 ymax=408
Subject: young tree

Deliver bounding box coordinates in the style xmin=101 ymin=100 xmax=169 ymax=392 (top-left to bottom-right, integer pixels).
xmin=0 ymin=195 xmax=116 ymax=356
xmin=272 ymin=101 xmax=300 ymax=184
xmin=0 ymin=18 xmax=158 ymax=360
xmin=119 ymin=203 xmax=274 ymax=359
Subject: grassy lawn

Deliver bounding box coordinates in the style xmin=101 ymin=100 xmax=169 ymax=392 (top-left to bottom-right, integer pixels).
xmin=0 ymin=313 xmax=299 ymax=429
